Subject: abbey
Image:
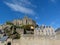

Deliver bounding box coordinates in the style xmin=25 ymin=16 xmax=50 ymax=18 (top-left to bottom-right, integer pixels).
xmin=12 ymin=16 xmax=36 ymax=27
xmin=0 ymin=16 xmax=57 ymax=45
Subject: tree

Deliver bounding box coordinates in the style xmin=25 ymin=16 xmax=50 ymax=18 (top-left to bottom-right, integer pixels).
xmin=6 ymin=22 xmax=14 ymax=25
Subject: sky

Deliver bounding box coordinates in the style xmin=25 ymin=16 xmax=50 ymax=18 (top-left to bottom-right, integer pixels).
xmin=0 ymin=0 xmax=60 ymax=29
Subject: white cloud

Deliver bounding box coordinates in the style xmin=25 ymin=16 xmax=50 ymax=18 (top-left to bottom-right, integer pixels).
xmin=4 ymin=0 xmax=36 ymax=15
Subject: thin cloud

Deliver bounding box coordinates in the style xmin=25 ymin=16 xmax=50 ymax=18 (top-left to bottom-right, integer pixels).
xmin=4 ymin=0 xmax=36 ymax=15
xmin=35 ymin=16 xmax=39 ymax=19
xmin=50 ymin=21 xmax=60 ymax=29
xmin=12 ymin=0 xmax=36 ymax=8
xmin=50 ymin=0 xmax=56 ymax=3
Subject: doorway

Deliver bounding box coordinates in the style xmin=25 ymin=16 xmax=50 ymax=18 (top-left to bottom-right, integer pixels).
xmin=7 ymin=42 xmax=11 ymax=45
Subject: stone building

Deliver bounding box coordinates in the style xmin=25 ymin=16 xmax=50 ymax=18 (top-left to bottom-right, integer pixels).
xmin=34 ymin=25 xmax=56 ymax=39
xmin=12 ymin=16 xmax=36 ymax=27
xmin=0 ymin=25 xmax=3 ymax=30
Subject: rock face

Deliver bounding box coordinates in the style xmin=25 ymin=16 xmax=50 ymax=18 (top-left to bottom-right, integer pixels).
xmin=55 ymin=28 xmax=60 ymax=39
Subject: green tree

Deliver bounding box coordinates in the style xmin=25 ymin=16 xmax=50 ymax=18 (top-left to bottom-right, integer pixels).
xmin=6 ymin=21 xmax=14 ymax=25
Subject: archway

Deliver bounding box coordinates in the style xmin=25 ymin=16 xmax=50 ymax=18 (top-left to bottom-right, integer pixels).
xmin=7 ymin=42 xmax=11 ymax=45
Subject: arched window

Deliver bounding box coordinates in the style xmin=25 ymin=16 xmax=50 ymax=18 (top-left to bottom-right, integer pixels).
xmin=48 ymin=30 xmax=50 ymax=35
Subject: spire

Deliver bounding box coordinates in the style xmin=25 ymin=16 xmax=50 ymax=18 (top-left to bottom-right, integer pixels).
xmin=24 ymin=15 xmax=28 ymax=19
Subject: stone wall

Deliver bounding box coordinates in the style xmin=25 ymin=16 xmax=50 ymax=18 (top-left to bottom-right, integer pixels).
xmin=20 ymin=37 xmax=60 ymax=45
xmin=0 ymin=36 xmax=60 ymax=45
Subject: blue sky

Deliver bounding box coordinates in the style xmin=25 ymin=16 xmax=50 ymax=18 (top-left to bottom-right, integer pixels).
xmin=0 ymin=0 xmax=60 ymax=29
